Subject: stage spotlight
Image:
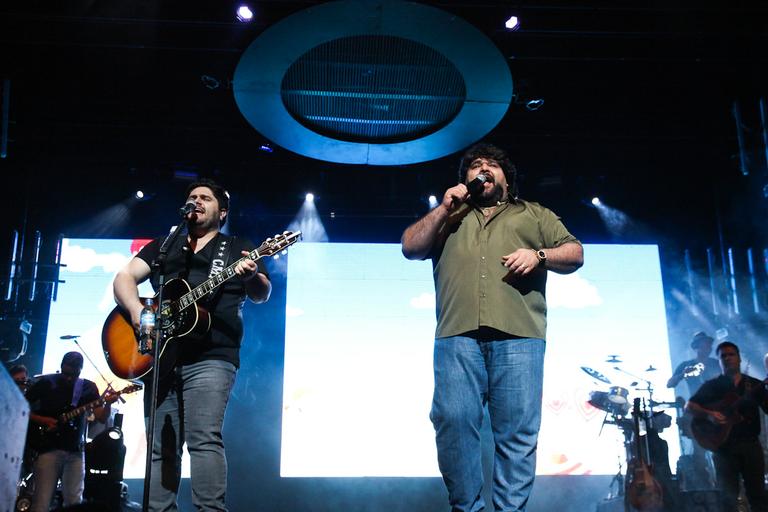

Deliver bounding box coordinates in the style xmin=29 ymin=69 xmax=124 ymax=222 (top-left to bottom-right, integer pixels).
xmin=305 ymin=193 xmax=315 ymax=203
xmin=504 ymin=15 xmax=520 ymax=31
xmin=135 ymin=190 xmax=145 ymax=200
xmin=259 ymin=144 xmax=273 ymax=153
xmin=428 ymin=195 xmax=438 ymax=208
xmin=591 ymin=197 xmax=601 ymax=206
xmin=236 ymin=5 xmax=253 ymax=22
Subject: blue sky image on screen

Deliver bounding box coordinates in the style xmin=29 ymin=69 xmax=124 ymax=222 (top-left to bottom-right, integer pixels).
xmin=281 ymin=243 xmax=680 ymax=477
xmin=43 ymin=239 xmax=679 ymax=480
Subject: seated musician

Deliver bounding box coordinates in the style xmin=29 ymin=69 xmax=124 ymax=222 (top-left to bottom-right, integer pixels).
xmin=686 ymin=341 xmax=768 ymax=512
xmin=25 ymin=352 xmax=110 ymax=512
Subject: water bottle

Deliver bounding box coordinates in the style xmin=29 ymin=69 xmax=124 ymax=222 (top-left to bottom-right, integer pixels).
xmin=139 ymin=298 xmax=156 ymax=354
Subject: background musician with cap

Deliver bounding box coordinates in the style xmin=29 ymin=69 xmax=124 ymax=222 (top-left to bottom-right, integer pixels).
xmin=668 ymin=331 xmax=720 ymax=490
xmin=667 ymin=331 xmax=721 ymax=396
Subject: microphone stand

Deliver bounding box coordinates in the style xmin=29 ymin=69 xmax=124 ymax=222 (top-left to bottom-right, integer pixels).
xmin=142 ymin=220 xmax=187 ymax=512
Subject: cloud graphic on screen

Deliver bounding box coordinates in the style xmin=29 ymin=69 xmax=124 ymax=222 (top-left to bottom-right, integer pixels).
xmin=547 ymin=273 xmax=602 ymax=309
xmin=286 ymin=305 xmax=305 ymax=317
xmin=62 ymin=242 xmax=130 ymax=273
xmin=409 ymin=292 xmax=435 ymax=310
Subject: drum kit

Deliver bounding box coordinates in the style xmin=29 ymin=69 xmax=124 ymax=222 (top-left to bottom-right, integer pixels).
xmin=581 ymin=356 xmax=677 ymax=423
xmin=583 ymin=355 xmax=681 ymax=505
xmin=582 ymin=356 xmax=682 ymax=451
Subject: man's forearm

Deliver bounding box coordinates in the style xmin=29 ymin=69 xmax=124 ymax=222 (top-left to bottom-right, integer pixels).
xmin=401 ymin=205 xmax=450 ymax=260
xmin=245 ymin=273 xmax=271 ymax=304
xmin=542 ymin=242 xmax=583 ymax=274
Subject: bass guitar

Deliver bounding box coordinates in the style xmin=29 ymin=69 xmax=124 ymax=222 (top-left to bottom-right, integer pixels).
xmin=626 ymin=398 xmax=664 ymax=511
xmin=102 ymin=231 xmax=301 ymax=380
xmin=30 ymin=384 xmax=141 ymax=452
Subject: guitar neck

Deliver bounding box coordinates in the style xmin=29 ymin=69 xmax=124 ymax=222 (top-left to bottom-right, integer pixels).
xmin=174 ymin=232 xmax=300 ymax=312
xmin=179 ymin=251 xmax=262 ymax=309
xmin=60 ymin=397 xmax=104 ymax=422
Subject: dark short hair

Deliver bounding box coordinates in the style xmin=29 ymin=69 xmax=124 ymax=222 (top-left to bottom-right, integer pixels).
xmin=61 ymin=351 xmax=84 ymax=369
xmin=185 ymin=178 xmax=230 ymax=226
xmin=458 ymin=143 xmax=518 ymax=199
xmin=9 ymin=364 xmax=27 ymax=376
xmin=715 ymin=341 xmax=739 ymax=357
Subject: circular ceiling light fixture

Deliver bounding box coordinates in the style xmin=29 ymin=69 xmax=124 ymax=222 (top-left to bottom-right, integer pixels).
xmin=233 ymin=0 xmax=513 ymax=165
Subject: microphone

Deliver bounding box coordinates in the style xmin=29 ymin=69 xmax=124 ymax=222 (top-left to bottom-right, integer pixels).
xmin=179 ymin=201 xmax=196 ymax=216
xmin=467 ymin=174 xmax=489 ymax=196
xmin=60 ymin=335 xmax=80 ymax=340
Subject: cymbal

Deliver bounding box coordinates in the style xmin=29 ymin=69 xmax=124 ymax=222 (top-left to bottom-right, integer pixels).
xmin=581 ymin=366 xmax=611 ymax=384
xmin=606 ymin=355 xmax=622 ymax=363
xmin=645 ymin=365 xmax=657 ymax=372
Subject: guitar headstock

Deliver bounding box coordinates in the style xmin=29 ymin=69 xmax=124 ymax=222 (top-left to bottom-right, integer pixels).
xmin=104 ymin=384 xmax=143 ymax=403
xmin=257 ymin=231 xmax=302 ymax=258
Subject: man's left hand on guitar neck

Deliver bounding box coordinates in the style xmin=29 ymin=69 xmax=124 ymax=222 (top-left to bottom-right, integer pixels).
xmin=236 ymin=250 xmax=272 ymax=303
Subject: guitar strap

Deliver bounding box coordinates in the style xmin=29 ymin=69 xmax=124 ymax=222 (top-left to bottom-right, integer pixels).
xmin=203 ymin=234 xmax=235 ymax=305
xmin=71 ymin=378 xmax=84 ymax=407
xmin=208 ymin=234 xmax=234 ymax=280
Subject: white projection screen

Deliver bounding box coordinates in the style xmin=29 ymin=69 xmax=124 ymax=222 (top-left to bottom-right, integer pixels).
xmin=281 ymin=243 xmax=680 ymax=477
xmin=43 ymin=239 xmax=679 ymax=480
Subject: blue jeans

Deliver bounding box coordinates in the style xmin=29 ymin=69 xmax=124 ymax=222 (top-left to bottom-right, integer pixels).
xmin=431 ymin=336 xmax=546 ymax=512
xmin=30 ymin=449 xmax=84 ymax=512
xmin=146 ymin=359 xmax=237 ymax=512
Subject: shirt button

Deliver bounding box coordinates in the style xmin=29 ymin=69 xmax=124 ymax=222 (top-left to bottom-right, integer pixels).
xmin=481 ymin=274 xmax=486 ymax=279
xmin=481 ymin=256 xmax=486 ymax=260
xmin=480 ymin=293 xmax=486 ymax=298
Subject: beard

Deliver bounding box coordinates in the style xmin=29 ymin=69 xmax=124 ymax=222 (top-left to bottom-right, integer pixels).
xmin=471 ymin=182 xmax=506 ymax=207
xmin=187 ymin=212 xmax=221 ymax=234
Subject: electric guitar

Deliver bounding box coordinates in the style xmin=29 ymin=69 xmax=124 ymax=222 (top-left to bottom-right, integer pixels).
xmin=30 ymin=384 xmax=141 ymax=452
xmin=101 ymin=231 xmax=301 ymax=380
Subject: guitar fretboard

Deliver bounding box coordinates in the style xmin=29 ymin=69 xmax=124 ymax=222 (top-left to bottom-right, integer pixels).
xmin=169 ymin=232 xmax=299 ymax=315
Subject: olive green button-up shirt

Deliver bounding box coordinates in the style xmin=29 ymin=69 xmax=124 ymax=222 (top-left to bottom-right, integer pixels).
xmin=430 ymin=200 xmax=580 ymax=340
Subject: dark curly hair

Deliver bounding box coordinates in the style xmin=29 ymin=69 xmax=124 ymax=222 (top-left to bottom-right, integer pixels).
xmin=458 ymin=143 xmax=518 ymax=200
xmin=185 ymin=178 xmax=230 ymax=226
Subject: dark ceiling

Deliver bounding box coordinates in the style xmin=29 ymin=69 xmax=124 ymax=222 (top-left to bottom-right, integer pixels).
xmin=1 ymin=1 xmax=767 ymax=250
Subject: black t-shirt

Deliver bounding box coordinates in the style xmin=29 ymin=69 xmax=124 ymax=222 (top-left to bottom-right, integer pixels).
xmin=690 ymin=374 xmax=768 ymax=446
xmin=136 ymin=233 xmax=268 ymax=368
xmin=26 ymin=374 xmax=101 ymax=452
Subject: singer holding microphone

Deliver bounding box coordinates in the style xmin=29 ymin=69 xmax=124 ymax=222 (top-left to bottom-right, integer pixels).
xmin=401 ymin=142 xmax=582 ymax=512
xmin=113 ymin=178 xmax=271 ymax=511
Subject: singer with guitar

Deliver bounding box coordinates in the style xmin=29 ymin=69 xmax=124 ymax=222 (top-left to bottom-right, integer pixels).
xmin=113 ymin=179 xmax=271 ymax=511
xmin=686 ymin=341 xmax=768 ymax=512
xmin=25 ymin=351 xmax=111 ymax=512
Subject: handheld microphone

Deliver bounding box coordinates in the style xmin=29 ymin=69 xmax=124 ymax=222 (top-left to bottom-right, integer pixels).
xmin=468 ymin=174 xmax=489 ymax=196
xmin=59 ymin=335 xmax=80 ymax=340
xmin=179 ymin=201 xmax=196 ymax=216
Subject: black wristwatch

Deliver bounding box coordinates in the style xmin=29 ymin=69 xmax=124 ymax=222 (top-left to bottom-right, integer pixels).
xmin=534 ymin=249 xmax=547 ymax=266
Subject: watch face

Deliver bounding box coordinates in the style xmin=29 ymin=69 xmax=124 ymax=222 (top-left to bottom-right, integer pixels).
xmin=537 ymin=250 xmax=547 ymax=261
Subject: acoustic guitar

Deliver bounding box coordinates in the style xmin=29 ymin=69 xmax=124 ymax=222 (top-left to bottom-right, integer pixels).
xmin=689 ymin=382 xmax=767 ymax=451
xmin=102 ymin=231 xmax=301 ymax=380
xmin=30 ymin=384 xmax=141 ymax=452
